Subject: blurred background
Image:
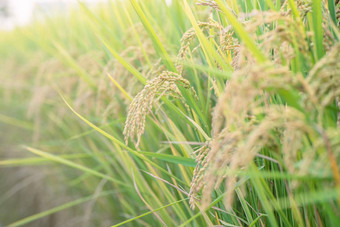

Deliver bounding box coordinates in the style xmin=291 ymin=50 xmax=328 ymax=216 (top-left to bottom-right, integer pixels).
xmin=0 ymin=1 xmax=113 ymax=226
xmin=0 ymin=0 xmax=106 ymax=30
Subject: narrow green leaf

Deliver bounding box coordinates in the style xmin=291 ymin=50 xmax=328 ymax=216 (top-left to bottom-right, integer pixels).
xmin=9 ymin=191 xmax=114 ymax=227
xmin=0 ymin=153 xmax=91 ymax=167
xmin=0 ymin=114 xmax=33 ymax=130
xmin=25 ymin=146 xmax=128 ymax=186
xmin=327 ymin=0 xmax=337 ymax=25
xmin=312 ymin=0 xmax=325 ymax=59
xmin=143 ymin=152 xmax=196 ymax=167
xmin=112 ymin=198 xmax=188 ymax=227
xmin=129 ymin=0 xmax=176 ymax=71
xmin=59 ymin=93 xmax=189 ymax=185
xmin=100 ymin=38 xmax=146 ymax=84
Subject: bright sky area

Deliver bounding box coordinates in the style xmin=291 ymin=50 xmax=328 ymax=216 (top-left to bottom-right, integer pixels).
xmin=0 ymin=0 xmax=107 ymax=30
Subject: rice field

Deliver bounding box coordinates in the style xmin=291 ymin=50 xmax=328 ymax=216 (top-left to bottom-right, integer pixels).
xmin=0 ymin=0 xmax=339 ymax=226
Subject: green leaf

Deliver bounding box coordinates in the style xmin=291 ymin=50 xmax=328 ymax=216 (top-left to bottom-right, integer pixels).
xmin=312 ymin=0 xmax=325 ymax=59
xmin=129 ymin=0 xmax=176 ymax=71
xmin=327 ymin=0 xmax=337 ymax=24
xmin=101 ymin=38 xmax=146 ymax=85
xmin=111 ymin=198 xmax=188 ymax=227
xmin=9 ymin=191 xmax=114 ymax=227
xmin=25 ymin=146 xmax=128 ymax=186
xmin=143 ymin=152 xmax=196 ymax=167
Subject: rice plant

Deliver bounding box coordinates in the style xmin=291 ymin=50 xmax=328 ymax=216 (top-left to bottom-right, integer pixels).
xmin=0 ymin=0 xmax=339 ymax=226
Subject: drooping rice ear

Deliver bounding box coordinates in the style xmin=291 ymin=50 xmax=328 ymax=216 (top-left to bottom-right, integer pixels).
xmin=123 ymin=71 xmax=195 ymax=148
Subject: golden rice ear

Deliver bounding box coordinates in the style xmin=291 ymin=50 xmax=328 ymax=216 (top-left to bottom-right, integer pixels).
xmin=188 ymin=142 xmax=210 ymax=209
xmin=196 ymin=0 xmax=221 ymax=11
xmin=190 ymin=42 xmax=340 ymax=210
xmin=306 ymin=43 xmax=340 ymax=108
xmin=175 ymin=19 xmax=238 ymax=73
xmin=123 ymin=71 xmax=195 ymax=148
